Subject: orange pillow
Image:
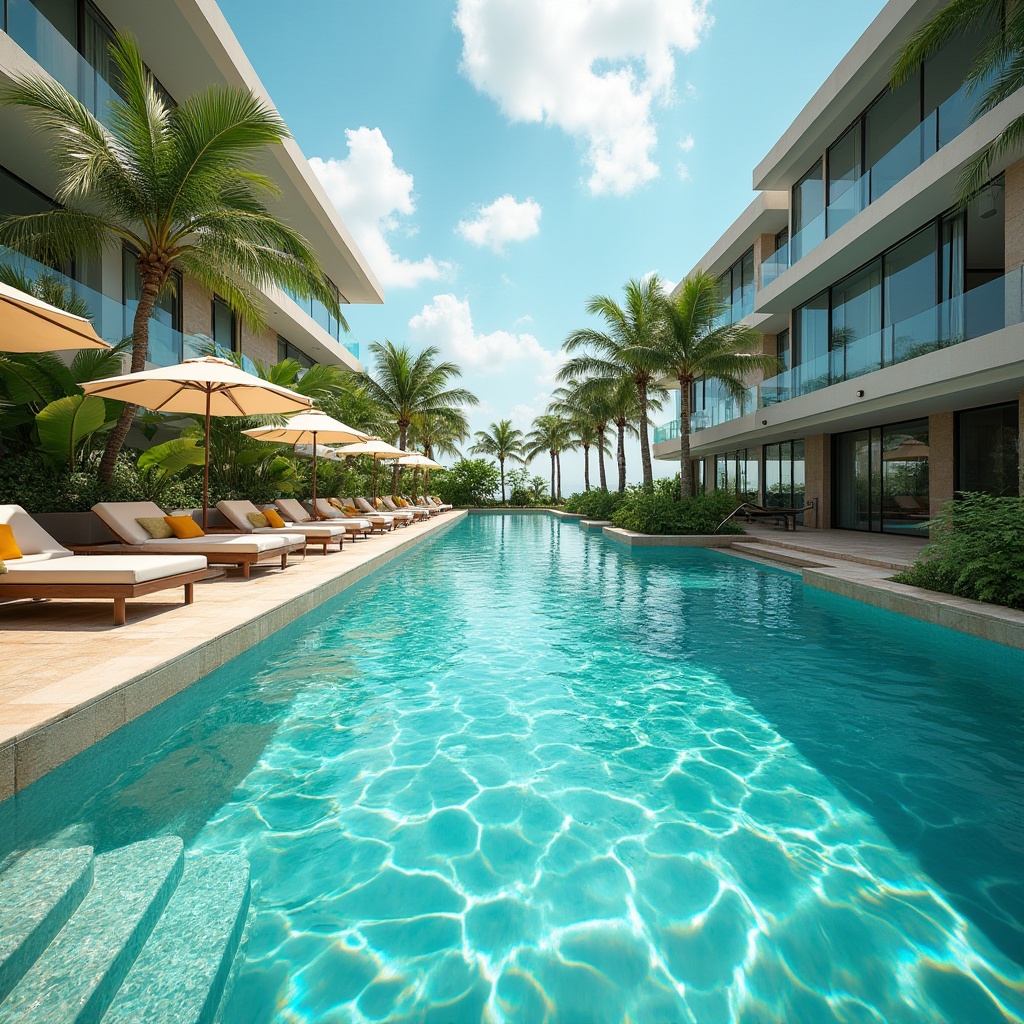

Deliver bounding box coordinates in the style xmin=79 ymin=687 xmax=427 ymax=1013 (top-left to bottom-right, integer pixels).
xmin=264 ymin=508 xmax=286 ymax=529
xmin=0 ymin=523 xmax=23 ymax=560
xmin=163 ymin=515 xmax=205 ymax=539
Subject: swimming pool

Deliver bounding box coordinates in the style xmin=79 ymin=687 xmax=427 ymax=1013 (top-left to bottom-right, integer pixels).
xmin=2 ymin=512 xmax=1024 ymax=1022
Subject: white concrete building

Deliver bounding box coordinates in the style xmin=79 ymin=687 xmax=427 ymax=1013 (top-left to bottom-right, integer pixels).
xmin=654 ymin=0 xmax=1023 ymax=537
xmin=0 ymin=0 xmax=382 ymax=370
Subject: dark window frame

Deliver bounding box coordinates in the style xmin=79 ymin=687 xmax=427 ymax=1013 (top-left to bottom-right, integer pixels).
xmin=953 ymin=400 xmax=1020 ymax=496
xmin=211 ymin=293 xmax=239 ymax=353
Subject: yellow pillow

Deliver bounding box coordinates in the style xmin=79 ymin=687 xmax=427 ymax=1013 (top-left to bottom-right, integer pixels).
xmin=136 ymin=516 xmax=174 ymax=539
xmin=0 ymin=524 xmax=22 ymax=560
xmin=246 ymin=511 xmax=269 ymax=529
xmin=163 ymin=515 xmax=205 ymax=539
xmin=395 ymin=497 xmax=407 ymax=507
xmin=374 ymin=498 xmax=385 ymax=510
xmin=264 ymin=508 xmax=286 ymax=529
xmin=0 ymin=559 xmax=7 ymax=574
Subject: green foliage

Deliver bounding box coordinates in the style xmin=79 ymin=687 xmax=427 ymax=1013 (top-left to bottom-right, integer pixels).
xmin=892 ymin=493 xmax=1024 ymax=609
xmin=611 ymin=489 xmax=744 ymax=536
xmin=136 ymin=437 xmax=206 ymax=501
xmin=563 ymin=489 xmax=627 ymax=519
xmin=506 ymin=467 xmax=537 ymax=507
xmin=433 ymin=458 xmax=500 ymax=507
xmin=35 ymin=394 xmax=108 ymax=469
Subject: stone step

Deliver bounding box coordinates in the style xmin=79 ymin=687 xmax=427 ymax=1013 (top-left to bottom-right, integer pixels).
xmin=0 ymin=846 xmax=94 ymax=1004
xmin=103 ymin=854 xmax=251 ymax=1024
xmin=733 ymin=537 xmax=912 ymax=571
xmin=0 ymin=836 xmax=184 ymax=1024
xmin=729 ymin=543 xmax=837 ymax=570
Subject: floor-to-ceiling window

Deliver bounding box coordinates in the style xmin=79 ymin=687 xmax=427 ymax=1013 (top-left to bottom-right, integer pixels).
xmin=714 ymin=449 xmax=758 ymax=503
xmin=763 ymin=440 xmax=806 ymax=516
xmin=956 ymin=403 xmax=1020 ymax=497
xmin=830 ymin=259 xmax=882 ymax=381
xmin=792 ymin=160 xmax=824 ymax=261
xmin=211 ymin=294 xmax=238 ymax=353
xmin=716 ymin=248 xmax=755 ymax=324
xmin=834 ymin=420 xmax=930 ymax=535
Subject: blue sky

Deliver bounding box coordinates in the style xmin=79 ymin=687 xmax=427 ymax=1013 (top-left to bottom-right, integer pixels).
xmin=219 ymin=0 xmax=885 ymax=492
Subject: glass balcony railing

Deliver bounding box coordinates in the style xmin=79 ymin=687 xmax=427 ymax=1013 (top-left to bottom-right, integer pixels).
xmin=652 ymin=418 xmax=681 ymax=444
xmin=759 ymin=268 xmax=1023 ymax=407
xmin=4 ymin=0 xmax=121 ymax=124
xmin=762 ymin=82 xmax=980 ymax=286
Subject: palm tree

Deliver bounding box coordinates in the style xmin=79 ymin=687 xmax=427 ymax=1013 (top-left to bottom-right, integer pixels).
xmin=524 ymin=414 xmax=572 ymax=502
xmin=892 ymin=1 xmax=1019 ymax=202
xmin=358 ymin=340 xmax=477 ymax=491
xmin=548 ymin=386 xmax=610 ymax=493
xmin=469 ymin=419 xmax=525 ymax=502
xmin=653 ymin=270 xmax=778 ymax=498
xmin=561 ymin=276 xmax=667 ymax=488
xmin=0 ymin=33 xmax=341 ymax=482
xmin=408 ymin=408 xmax=469 ymax=490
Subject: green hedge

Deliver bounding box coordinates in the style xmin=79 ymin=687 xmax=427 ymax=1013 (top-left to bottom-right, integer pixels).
xmin=892 ymin=493 xmax=1024 ymax=610
xmin=611 ymin=489 xmax=743 ymax=536
xmin=563 ymin=489 xmax=626 ymax=519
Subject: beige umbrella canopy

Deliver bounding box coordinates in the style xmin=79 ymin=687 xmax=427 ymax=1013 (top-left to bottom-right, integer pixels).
xmin=0 ymin=280 xmax=110 ymax=352
xmin=243 ymin=412 xmax=368 ymax=510
xmin=82 ymin=356 xmax=312 ymax=529
xmin=333 ymin=438 xmax=409 ymax=502
xmin=395 ymin=453 xmax=442 ymax=469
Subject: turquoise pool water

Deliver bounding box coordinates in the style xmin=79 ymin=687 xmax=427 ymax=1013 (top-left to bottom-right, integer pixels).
xmin=3 ymin=513 xmax=1024 ymax=1022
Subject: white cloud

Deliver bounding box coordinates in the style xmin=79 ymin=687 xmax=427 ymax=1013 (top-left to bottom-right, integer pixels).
xmin=455 ymin=0 xmax=710 ymax=196
xmin=408 ymin=294 xmax=563 ymax=384
xmin=679 ymin=134 xmax=695 ymax=152
xmin=642 ymin=270 xmax=677 ymax=294
xmin=309 ymin=127 xmax=448 ymax=290
xmin=457 ymin=195 xmax=542 ymax=253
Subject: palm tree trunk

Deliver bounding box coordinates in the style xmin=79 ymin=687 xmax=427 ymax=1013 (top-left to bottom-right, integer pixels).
xmin=500 ymin=456 xmax=506 ymax=503
xmin=583 ymin=443 xmax=591 ymax=492
xmin=99 ymin=273 xmax=159 ymax=483
xmin=638 ymin=383 xmax=653 ymax=489
xmin=616 ymin=419 xmax=626 ymax=493
xmin=549 ymin=452 xmax=556 ymax=503
xmin=394 ymin=420 xmax=409 ymax=493
xmin=556 ymin=452 xmax=562 ymax=501
xmin=679 ymin=375 xmax=693 ymax=499
xmin=596 ymin=425 xmax=608 ymax=491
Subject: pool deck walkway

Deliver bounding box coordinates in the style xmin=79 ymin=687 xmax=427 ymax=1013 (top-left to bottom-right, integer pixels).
xmin=0 ymin=511 xmax=466 ymax=800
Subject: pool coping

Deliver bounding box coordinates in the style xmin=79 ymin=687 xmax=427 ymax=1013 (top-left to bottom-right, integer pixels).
xmin=0 ymin=511 xmax=467 ymax=799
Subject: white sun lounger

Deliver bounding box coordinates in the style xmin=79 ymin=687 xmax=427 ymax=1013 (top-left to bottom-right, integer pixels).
xmin=307 ymin=499 xmax=386 ymax=536
xmin=336 ymin=498 xmax=395 ymax=531
xmin=217 ymin=500 xmax=346 ymax=554
xmin=93 ymin=501 xmax=306 ymax=578
xmin=381 ymin=496 xmax=429 ymax=520
xmin=275 ymin=498 xmax=370 ymax=540
xmin=0 ymin=504 xmax=207 ymax=625
xmin=355 ymin=496 xmax=412 ymax=524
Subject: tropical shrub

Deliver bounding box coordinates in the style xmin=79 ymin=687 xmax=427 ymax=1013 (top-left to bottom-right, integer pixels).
xmin=563 ymin=489 xmax=626 ymax=519
xmin=892 ymin=493 xmax=1024 ymax=610
xmin=433 ymin=458 xmax=499 ymax=507
xmin=611 ymin=489 xmax=743 ymax=536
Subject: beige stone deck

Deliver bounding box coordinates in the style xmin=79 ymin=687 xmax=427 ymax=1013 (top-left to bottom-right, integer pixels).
xmin=0 ymin=511 xmax=466 ymax=800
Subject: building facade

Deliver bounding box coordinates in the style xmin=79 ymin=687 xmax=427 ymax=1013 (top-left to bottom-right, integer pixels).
xmin=0 ymin=0 xmax=382 ymax=371
xmin=653 ymin=0 xmax=1023 ymax=537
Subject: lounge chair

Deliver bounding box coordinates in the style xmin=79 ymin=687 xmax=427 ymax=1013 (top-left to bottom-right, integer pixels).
xmin=381 ymin=496 xmax=429 ymax=520
xmin=308 ymin=498 xmax=387 ymax=535
xmin=355 ymin=496 xmax=412 ymax=525
xmin=93 ymin=501 xmax=306 ymax=578
xmin=331 ymin=498 xmax=395 ymax=532
xmin=273 ymin=497 xmax=370 ymax=540
xmin=217 ymin=500 xmax=346 ymax=554
xmin=420 ymin=495 xmax=452 ymax=512
xmin=428 ymin=495 xmax=453 ymax=511
xmin=0 ymin=504 xmax=207 ymax=625
xmin=404 ymin=495 xmax=440 ymax=516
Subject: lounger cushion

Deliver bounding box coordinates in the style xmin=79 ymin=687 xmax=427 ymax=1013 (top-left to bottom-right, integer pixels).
xmin=253 ymin=524 xmax=345 ymax=539
xmin=165 ymin=515 xmax=205 ymax=539
xmin=264 ymin=508 xmax=286 ymax=529
xmin=246 ymin=511 xmax=269 ymax=529
xmin=136 ymin=516 xmax=174 ymax=539
xmin=0 ymin=524 xmax=22 ymax=560
xmin=0 ymin=553 xmax=206 ymax=586
xmin=275 ymin=499 xmax=312 ymax=523
xmin=93 ymin=502 xmax=176 ymax=545
xmin=137 ymin=535 xmax=304 ymax=555
xmin=0 ymin=505 xmax=72 ymax=559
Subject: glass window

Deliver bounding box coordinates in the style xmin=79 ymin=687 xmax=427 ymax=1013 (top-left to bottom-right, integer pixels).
xmin=792 ymin=160 xmax=825 ymax=260
xmin=957 ymin=403 xmax=1020 ymax=497
xmin=835 ymin=429 xmax=880 ymax=532
xmin=776 ymin=328 xmax=791 ymax=372
xmin=881 ymin=420 xmax=930 ymax=535
xmin=29 ymin=0 xmax=76 ymax=45
xmin=278 ymin=335 xmax=315 ymax=369
xmin=865 ymin=71 xmax=923 ymax=201
xmin=763 ymin=440 xmax=806 ymax=519
xmin=831 ymin=259 xmax=882 ymax=381
xmin=827 ymin=122 xmax=864 ymax=233
xmin=793 ymin=290 xmax=829 ymax=393
xmin=211 ymin=294 xmax=237 ymax=351
xmin=925 ymin=21 xmax=987 ymax=147
xmin=123 ymin=245 xmax=182 ymax=364
xmin=885 ymin=225 xmax=938 ymax=362
xmin=740 ymin=249 xmax=755 ymax=314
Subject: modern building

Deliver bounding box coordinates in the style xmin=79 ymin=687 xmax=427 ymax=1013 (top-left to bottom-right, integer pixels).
xmin=653 ymin=0 xmax=1022 ymax=537
xmin=0 ymin=0 xmax=382 ymax=371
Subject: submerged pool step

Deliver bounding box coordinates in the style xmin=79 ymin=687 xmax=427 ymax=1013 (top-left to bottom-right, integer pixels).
xmin=729 ymin=542 xmax=837 ymax=570
xmin=102 ymin=854 xmax=251 ymax=1024
xmin=0 ymin=846 xmax=94 ymax=1004
xmin=0 ymin=836 xmax=184 ymax=1024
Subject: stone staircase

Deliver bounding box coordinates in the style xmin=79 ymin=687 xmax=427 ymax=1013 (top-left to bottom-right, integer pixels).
xmin=0 ymin=837 xmax=250 ymax=1024
xmin=730 ymin=535 xmax=918 ymax=573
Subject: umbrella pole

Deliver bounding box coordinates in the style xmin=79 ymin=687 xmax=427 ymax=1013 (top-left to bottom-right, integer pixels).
xmin=311 ymin=430 xmax=318 ymax=517
xmin=372 ymin=457 xmax=377 ymax=504
xmin=202 ymin=390 xmax=211 ymax=532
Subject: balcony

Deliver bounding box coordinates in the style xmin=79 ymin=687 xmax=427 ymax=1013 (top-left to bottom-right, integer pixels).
xmin=282 ymin=285 xmax=358 ymax=360
xmin=760 ymin=83 xmax=977 ymax=288
xmin=652 ymin=418 xmax=681 ymax=444
xmin=760 ymin=268 xmax=1022 ymax=406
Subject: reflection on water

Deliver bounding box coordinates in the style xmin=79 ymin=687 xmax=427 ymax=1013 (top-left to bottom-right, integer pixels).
xmin=1 ymin=514 xmax=1023 ymax=1022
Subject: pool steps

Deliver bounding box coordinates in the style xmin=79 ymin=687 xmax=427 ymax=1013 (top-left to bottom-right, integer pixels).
xmin=0 ymin=837 xmax=251 ymax=1024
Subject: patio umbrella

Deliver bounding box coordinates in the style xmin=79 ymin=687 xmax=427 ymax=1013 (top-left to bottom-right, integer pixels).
xmin=0 ymin=280 xmax=110 ymax=352
xmin=395 ymin=452 xmax=443 ymax=491
xmin=242 ymin=412 xmax=368 ymax=513
xmin=82 ymin=356 xmax=311 ymax=529
xmin=333 ymin=438 xmax=409 ymax=502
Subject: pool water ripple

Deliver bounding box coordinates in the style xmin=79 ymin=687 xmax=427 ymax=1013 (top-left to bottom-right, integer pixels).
xmin=3 ymin=513 xmax=1024 ymax=1023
